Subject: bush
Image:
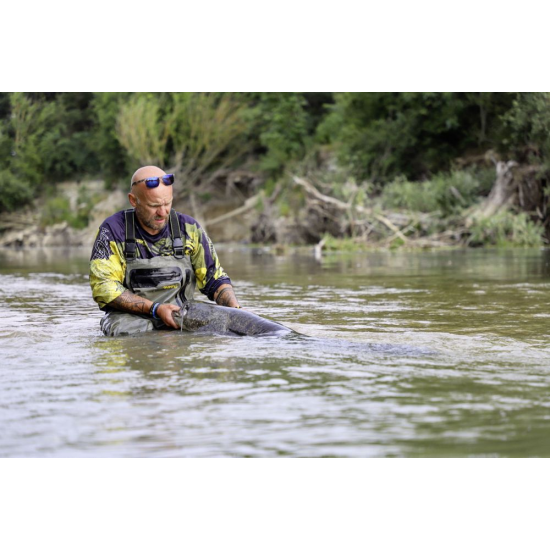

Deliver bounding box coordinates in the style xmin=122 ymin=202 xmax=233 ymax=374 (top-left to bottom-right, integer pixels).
xmin=116 ymin=93 xmax=249 ymax=187
xmin=0 ymin=93 xmax=102 ymax=213
xmin=248 ymin=93 xmax=310 ymax=174
xmin=501 ymin=92 xmax=550 ymax=169
xmin=380 ymin=169 xmax=493 ymax=216
xmin=381 ymin=177 xmax=439 ymax=213
xmin=41 ymin=196 xmax=73 ymax=226
xmin=91 ymin=92 xmax=131 ymax=184
xmin=322 ymin=92 xmax=516 ymax=183
xmin=41 ymin=186 xmax=100 ymax=229
xmin=467 ymin=211 xmax=544 ymax=247
xmin=0 ymin=170 xmax=34 ymax=211
xmin=321 ymin=232 xmax=366 ymax=252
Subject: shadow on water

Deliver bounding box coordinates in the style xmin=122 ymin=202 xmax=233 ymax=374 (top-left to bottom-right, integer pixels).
xmin=278 ymin=332 xmax=436 ymax=357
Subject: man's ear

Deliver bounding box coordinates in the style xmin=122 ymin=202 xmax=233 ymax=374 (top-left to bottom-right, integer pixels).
xmin=128 ymin=192 xmax=138 ymax=208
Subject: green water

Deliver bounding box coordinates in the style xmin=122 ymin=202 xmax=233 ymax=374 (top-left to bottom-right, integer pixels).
xmin=1 ymin=246 xmax=549 ymax=457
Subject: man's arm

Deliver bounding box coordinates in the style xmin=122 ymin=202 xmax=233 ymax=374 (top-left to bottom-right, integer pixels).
xmin=110 ymin=290 xmax=150 ymax=315
xmin=185 ymin=216 xmax=239 ymax=306
xmin=214 ymin=284 xmax=240 ymax=308
xmin=110 ymin=283 xmax=240 ymax=324
xmin=90 ymin=223 xmax=180 ymax=328
xmin=110 ymin=291 xmax=180 ymax=329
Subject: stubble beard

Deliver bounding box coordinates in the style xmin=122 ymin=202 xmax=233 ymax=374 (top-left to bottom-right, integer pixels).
xmin=136 ymin=207 xmax=168 ymax=233
xmin=144 ymin=217 xmax=168 ymax=232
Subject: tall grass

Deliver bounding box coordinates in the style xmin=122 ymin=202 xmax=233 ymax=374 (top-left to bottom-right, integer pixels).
xmin=380 ymin=169 xmax=494 ymax=216
xmin=467 ymin=211 xmax=544 ymax=247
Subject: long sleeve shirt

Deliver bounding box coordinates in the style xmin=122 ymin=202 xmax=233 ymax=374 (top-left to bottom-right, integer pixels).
xmin=89 ymin=210 xmax=231 ymax=309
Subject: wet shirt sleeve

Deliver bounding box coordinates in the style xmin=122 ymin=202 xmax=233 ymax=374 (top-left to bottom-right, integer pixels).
xmin=89 ymin=225 xmax=126 ymax=309
xmin=184 ymin=220 xmax=231 ymax=300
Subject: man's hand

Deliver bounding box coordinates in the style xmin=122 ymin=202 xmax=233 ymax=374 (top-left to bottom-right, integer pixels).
xmin=156 ymin=303 xmax=181 ymax=329
xmin=110 ymin=291 xmax=181 ymax=329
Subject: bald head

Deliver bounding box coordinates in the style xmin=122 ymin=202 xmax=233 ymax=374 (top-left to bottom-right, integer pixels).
xmin=130 ymin=165 xmax=166 ymax=191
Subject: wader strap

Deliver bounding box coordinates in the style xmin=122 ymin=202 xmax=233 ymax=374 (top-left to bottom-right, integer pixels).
xmin=124 ymin=209 xmax=137 ymax=262
xmin=169 ymin=209 xmax=184 ymax=259
xmin=178 ymin=269 xmax=192 ymax=304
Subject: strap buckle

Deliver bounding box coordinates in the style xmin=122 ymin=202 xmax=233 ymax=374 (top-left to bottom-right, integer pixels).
xmin=125 ymin=240 xmax=136 ymax=260
xmin=169 ymin=210 xmax=185 ymax=259
xmin=173 ymin=237 xmax=184 ymax=259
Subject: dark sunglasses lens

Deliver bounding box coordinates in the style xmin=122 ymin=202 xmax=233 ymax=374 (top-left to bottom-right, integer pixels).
xmin=163 ymin=174 xmax=174 ymax=186
xmin=145 ymin=178 xmax=160 ymax=188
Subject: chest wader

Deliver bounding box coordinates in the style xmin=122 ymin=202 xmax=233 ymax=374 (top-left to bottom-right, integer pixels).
xmin=100 ymin=209 xmax=196 ymax=337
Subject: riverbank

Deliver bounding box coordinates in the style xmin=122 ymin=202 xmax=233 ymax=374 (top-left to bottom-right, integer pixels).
xmin=0 ymin=163 xmax=547 ymax=251
xmin=0 ymin=175 xmax=259 ymax=249
xmin=2 ymin=93 xmax=550 ymax=253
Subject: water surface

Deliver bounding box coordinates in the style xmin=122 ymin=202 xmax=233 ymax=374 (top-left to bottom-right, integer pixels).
xmin=1 ymin=246 xmax=550 ymax=457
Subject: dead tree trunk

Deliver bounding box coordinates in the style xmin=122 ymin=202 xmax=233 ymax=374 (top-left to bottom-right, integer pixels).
xmin=468 ymin=160 xmax=549 ymax=241
xmin=477 ymin=160 xmax=518 ymax=217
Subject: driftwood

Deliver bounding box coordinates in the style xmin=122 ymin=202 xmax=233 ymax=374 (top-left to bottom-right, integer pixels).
xmin=197 ymin=162 xmax=549 ymax=248
xmin=466 ymin=160 xmax=549 ymax=239
xmin=476 ymin=160 xmax=518 ymax=218
xmin=204 ymin=192 xmax=263 ymax=227
xmin=204 ymin=164 xmax=548 ymax=248
xmin=293 ymin=177 xmax=409 ymax=243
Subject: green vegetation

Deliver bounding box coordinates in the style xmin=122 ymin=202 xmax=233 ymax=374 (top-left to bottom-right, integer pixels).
xmin=321 ymin=233 xmax=369 ymax=252
xmin=502 ymin=92 xmax=550 ymax=168
xmin=380 ymin=168 xmax=495 ymax=217
xmin=467 ymin=211 xmax=544 ymax=247
xmin=115 ymin=93 xmax=250 ymax=188
xmin=41 ymin=185 xmax=104 ymax=229
xmin=0 ymin=92 xmax=549 ymax=247
xmin=318 ymin=92 xmax=516 ymax=182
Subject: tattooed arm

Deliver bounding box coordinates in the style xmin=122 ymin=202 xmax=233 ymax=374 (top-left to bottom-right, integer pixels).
xmin=111 ymin=291 xmax=151 ymax=315
xmin=110 ymin=291 xmax=180 ymax=329
xmin=214 ymin=284 xmax=241 ymax=308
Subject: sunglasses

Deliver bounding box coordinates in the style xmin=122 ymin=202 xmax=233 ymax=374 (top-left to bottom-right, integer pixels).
xmin=132 ymin=174 xmax=175 ymax=188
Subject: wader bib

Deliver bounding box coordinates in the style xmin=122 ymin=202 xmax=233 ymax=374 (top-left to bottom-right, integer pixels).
xmin=100 ymin=209 xmax=196 ymax=337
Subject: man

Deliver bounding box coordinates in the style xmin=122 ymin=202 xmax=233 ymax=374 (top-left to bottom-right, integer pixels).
xmin=90 ymin=165 xmax=240 ymax=336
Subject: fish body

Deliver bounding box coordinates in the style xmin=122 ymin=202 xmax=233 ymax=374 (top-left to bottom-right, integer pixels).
xmin=173 ymin=301 xmax=292 ymax=337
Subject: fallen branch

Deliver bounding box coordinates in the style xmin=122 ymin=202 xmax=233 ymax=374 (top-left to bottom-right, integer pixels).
xmin=294 ymin=176 xmax=359 ymax=211
xmin=205 ymin=192 xmax=263 ymax=227
xmin=372 ymin=212 xmax=409 ymax=242
xmin=293 ymin=176 xmax=408 ymax=242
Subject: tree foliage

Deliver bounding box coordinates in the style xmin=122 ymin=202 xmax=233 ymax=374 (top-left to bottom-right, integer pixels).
xmin=0 ymin=91 xmax=549 ymax=223
xmin=320 ymin=92 xmax=516 ymax=182
xmin=116 ymin=92 xmax=250 ymax=189
xmin=501 ymin=92 xmax=550 ymax=169
xmin=381 ymin=169 xmax=494 ymax=217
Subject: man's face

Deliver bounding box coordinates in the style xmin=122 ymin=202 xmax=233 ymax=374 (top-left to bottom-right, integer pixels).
xmin=128 ymin=170 xmax=174 ymax=235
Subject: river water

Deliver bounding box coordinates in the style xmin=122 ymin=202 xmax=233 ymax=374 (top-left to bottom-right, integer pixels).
xmin=1 ymin=246 xmax=550 ymax=457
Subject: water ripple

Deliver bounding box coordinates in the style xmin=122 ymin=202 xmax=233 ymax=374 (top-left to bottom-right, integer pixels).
xmin=2 ymin=248 xmax=550 ymax=457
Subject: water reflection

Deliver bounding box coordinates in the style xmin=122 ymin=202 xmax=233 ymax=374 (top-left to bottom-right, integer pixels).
xmin=1 ymin=246 xmax=550 ymax=457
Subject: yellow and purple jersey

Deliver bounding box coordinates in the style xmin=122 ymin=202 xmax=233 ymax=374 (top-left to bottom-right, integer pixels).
xmin=89 ymin=210 xmax=231 ymax=309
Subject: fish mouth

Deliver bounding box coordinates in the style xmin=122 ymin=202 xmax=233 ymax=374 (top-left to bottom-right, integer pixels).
xmin=173 ymin=303 xmax=190 ymax=320
xmin=172 ymin=307 xmax=186 ymax=323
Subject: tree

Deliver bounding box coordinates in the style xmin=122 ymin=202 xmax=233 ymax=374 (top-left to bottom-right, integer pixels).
xmin=321 ymin=92 xmax=516 ymax=183
xmin=116 ymin=93 xmax=249 ymax=191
